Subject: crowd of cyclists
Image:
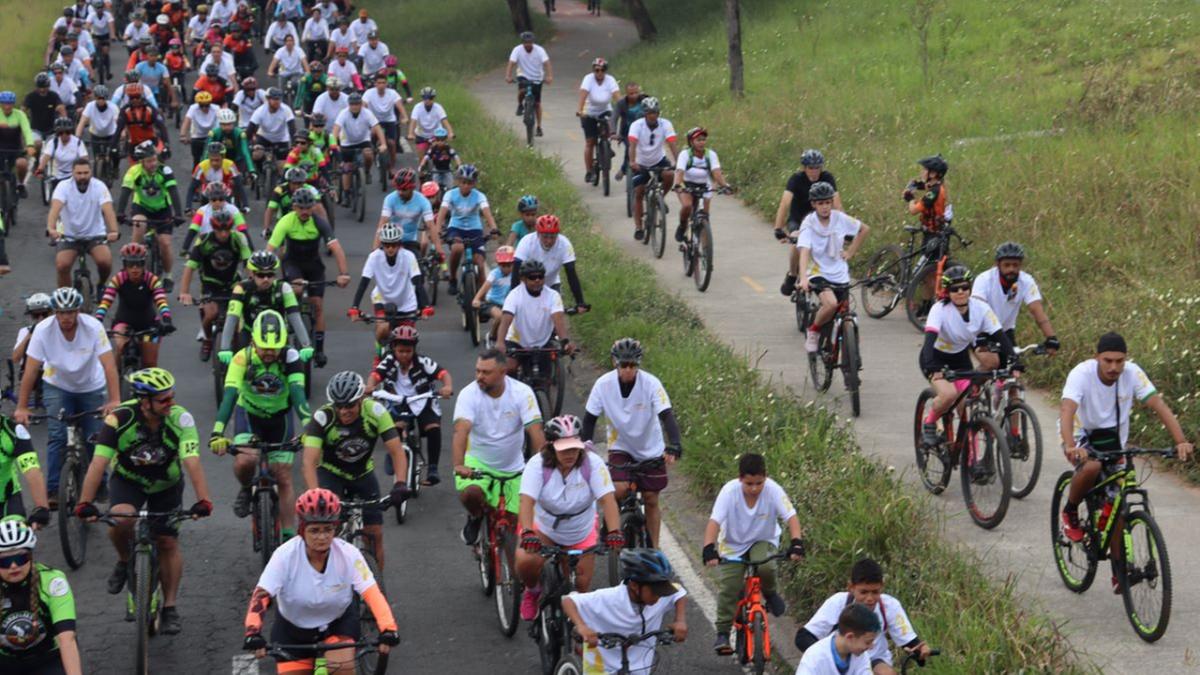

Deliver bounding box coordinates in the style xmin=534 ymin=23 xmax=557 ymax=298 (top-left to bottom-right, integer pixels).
xmin=0 ymin=2 xmax=1193 ymax=675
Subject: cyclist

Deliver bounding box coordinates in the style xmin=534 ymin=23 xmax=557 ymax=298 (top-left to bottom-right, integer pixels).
xmin=210 ymin=310 xmax=309 ymax=538
xmin=24 ymin=73 xmax=67 ymax=159
xmin=420 ymin=179 xmax=443 ymax=217
xmin=263 ymin=167 xmax=317 ymax=234
xmin=971 ymin=241 xmax=1060 ymax=369
xmin=182 ymin=182 xmax=254 ymax=252
xmin=224 ymin=27 xmax=258 ymax=82
xmin=292 ymin=61 xmax=328 ymax=116
xmin=11 ymin=294 xmax=53 ymax=387
xmin=516 ymin=414 xmax=622 ymax=620
xmin=332 ymin=92 xmax=386 ymax=200
xmin=241 ymin=489 xmax=400 ymax=671
xmin=192 ymin=62 xmax=233 ymax=107
xmin=434 ymin=164 xmax=499 ymax=297
xmin=122 ymin=11 xmax=151 ymax=50
xmin=612 ymin=81 xmax=645 ymax=181
xmin=367 ymin=325 xmax=453 ymax=484
xmin=207 ymin=108 xmax=257 ymax=182
xmin=187 ymin=142 xmax=247 ymax=211
xmin=381 ymin=55 xmax=415 ymax=102
xmin=917 ymin=266 xmax=1017 ymax=447
xmin=1058 ymin=332 xmax=1192 ymax=591
xmin=702 ymin=452 xmax=805 ymax=655
xmin=562 ymin=548 xmax=688 ymax=675
xmin=231 ymin=77 xmax=266 ymax=130
xmin=0 ymin=407 xmax=50 ymax=525
xmin=246 ymin=87 xmax=296 ymax=176
xmin=282 ymin=136 xmax=327 ymax=184
xmin=363 ymin=73 xmax=409 ymax=173
xmin=357 ymin=31 xmax=390 ymax=79
xmin=349 ymin=8 xmax=378 ymax=46
xmin=263 ymin=15 xmax=299 ymax=53
xmin=301 ymin=7 xmax=330 ymax=63
xmin=46 ymin=66 xmax=80 ymax=120
xmin=302 ymin=371 xmax=408 ymax=569
xmin=267 ymin=187 xmax=349 ymax=367
xmin=506 ymin=194 xmax=539 ymax=247
xmin=789 ymin=181 xmax=870 ymax=352
xmin=35 ymin=117 xmax=89 ymax=195
xmin=511 ymin=214 xmax=588 ymax=313
xmin=267 ymin=34 xmax=307 ymax=100
xmin=165 ymin=39 xmax=191 ymax=82
xmin=505 ymin=31 xmax=553 ymax=137
xmin=453 ymin=348 xmax=545 ymax=546
xmin=348 ymin=223 xmax=433 ymax=351
xmin=407 ymin=86 xmax=454 ymax=155
xmin=796 ymin=603 xmax=880 ymax=675
xmin=47 ymin=158 xmax=120 ymax=290
xmin=376 ymin=168 xmax=433 ymax=256
xmin=796 ymin=558 xmax=931 ymax=675
xmin=581 ymin=337 xmax=682 ymax=548
xmin=576 ymin=57 xmax=619 ymax=183
xmin=326 ymin=46 xmax=363 ymax=92
xmin=471 ymin=246 xmax=517 ymax=344
xmin=179 ymin=206 xmax=251 ymax=361
xmin=73 ymin=367 xmax=212 ymax=636
xmin=327 ymin=16 xmax=357 ymax=60
xmin=133 ymin=47 xmax=174 ymax=113
xmin=497 ymin=260 xmax=578 ymax=375
xmin=181 ymin=91 xmax=220 ymax=168
xmin=672 ymin=127 xmax=733 ymax=242
xmin=0 ymin=521 xmax=82 ymax=675
xmin=185 ymin=5 xmax=211 ymax=48
xmin=218 ymin=251 xmax=311 ymax=364
xmin=0 ymin=89 xmax=38 ymax=198
xmin=95 ymin=242 xmax=176 ymax=368
xmin=903 ymin=154 xmax=950 ymax=234
xmin=416 ymin=127 xmax=460 ymax=192
xmin=626 ymin=97 xmax=678 ymax=241
xmin=312 ymin=78 xmax=350 ymax=131
xmin=117 ymin=142 xmax=183 ymax=289
xmin=114 ymin=86 xmax=171 ymax=162
xmin=75 ymin=84 xmax=118 ymax=167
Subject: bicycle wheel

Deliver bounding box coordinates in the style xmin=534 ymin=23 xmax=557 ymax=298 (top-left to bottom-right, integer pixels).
xmin=841 ymin=320 xmax=862 ymax=417
xmin=255 ymin=492 xmax=279 ymax=570
xmin=959 ymin=416 xmax=1011 ymax=529
xmin=1001 ymin=401 xmax=1043 ymax=499
xmin=477 ymin=513 xmax=495 ymax=596
xmin=912 ymin=389 xmax=952 ymax=494
xmin=462 ymin=272 xmax=478 ymax=337
xmin=134 ymin=550 xmax=153 ymax=675
xmin=653 ymin=193 xmax=668 ymax=258
xmin=693 ymin=219 xmax=713 ymax=291
xmin=534 ymin=386 xmax=553 ymax=423
xmin=76 ymin=270 xmax=94 ymax=314
xmin=537 ymin=609 xmax=560 ymax=675
xmin=600 ymin=143 xmax=611 ymax=196
xmin=647 ymin=194 xmax=664 ymax=257
xmin=524 ymin=103 xmax=536 ymax=147
xmin=354 ymin=170 xmax=367 ymax=222
xmin=1049 ymin=470 xmax=1097 ymax=592
xmin=1 ymin=179 xmax=16 ymax=230
xmin=625 ymin=168 xmax=634 ymax=218
xmin=860 ymin=245 xmax=905 ymax=319
xmin=357 ymin=551 xmax=386 ymax=674
xmin=40 ymin=176 xmax=51 ymax=206
xmin=553 ymin=654 xmax=584 ymax=675
xmin=905 ymin=260 xmax=957 ymax=332
xmin=494 ymin=529 xmax=521 ymax=637
xmin=550 ymin=355 xmax=565 ymax=417
xmin=747 ymin=614 xmax=767 ymax=674
xmin=1120 ymin=510 xmax=1172 ymax=642
xmin=57 ymin=453 xmax=88 ymax=569
xmin=427 ymin=260 xmax=440 ymax=306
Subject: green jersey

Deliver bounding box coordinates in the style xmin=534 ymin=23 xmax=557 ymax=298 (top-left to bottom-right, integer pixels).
xmin=510 ymin=218 xmax=532 ymax=242
xmin=223 ymin=346 xmax=307 ymax=419
xmin=207 ymin=125 xmax=255 ymax=173
xmin=268 ymin=209 xmax=336 ymax=260
xmin=0 ymin=416 xmax=38 ymax=510
xmin=186 ymin=230 xmax=251 ymax=290
xmin=303 ymin=399 xmax=399 ymax=479
xmin=94 ymin=402 xmax=200 ymax=494
xmin=121 ymin=163 xmax=177 ymax=211
xmin=0 ymin=563 xmax=76 ymax=665
xmin=227 ymin=277 xmax=300 ymax=328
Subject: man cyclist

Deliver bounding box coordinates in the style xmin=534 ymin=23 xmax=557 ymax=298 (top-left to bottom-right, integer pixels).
xmin=301 ymin=7 xmax=330 ymax=64
xmin=210 ymin=310 xmax=309 ymax=538
xmin=218 ymin=250 xmax=311 ymax=364
xmin=208 ymin=108 xmax=256 ymax=178
xmin=94 ymin=242 xmax=176 ymax=369
xmin=247 ymin=87 xmax=296 ymax=177
xmin=231 ymin=77 xmax=266 ymax=129
xmin=376 ymin=168 xmax=433 ymax=256
xmin=349 ymin=222 xmax=433 ymax=352
xmin=178 ymin=206 xmax=251 ymax=361
xmin=264 ymin=167 xmax=326 ymax=235
xmin=114 ymin=85 xmax=170 ymax=162
xmin=0 ymin=521 xmax=83 ymax=674
xmin=326 ymin=46 xmax=363 ymax=92
xmin=24 ymin=73 xmax=67 ymax=161
xmin=0 ymin=90 xmax=38 ymax=199
xmin=626 ymin=97 xmax=677 ymax=241
xmin=302 ymin=371 xmax=408 ymax=569
xmin=576 ymin=57 xmax=619 ymax=183
xmin=972 ymin=241 xmax=1059 ymax=370
xmin=35 ymin=117 xmax=89 ymax=195
xmin=187 ymin=142 xmax=247 ymax=211
xmin=496 ymin=260 xmax=578 ymax=376
xmin=75 ymin=84 xmax=119 ymax=168
xmin=47 ymin=158 xmax=120 ymax=290
xmin=407 ymin=87 xmax=454 ymax=155
xmin=612 ymin=81 xmax=645 ymax=181
xmin=133 ymin=47 xmax=175 ymax=113
xmin=434 ymin=164 xmax=499 ymax=297
xmin=505 ymin=31 xmax=553 ymax=137
xmin=511 ymin=214 xmax=588 ymax=314
xmin=357 ymin=31 xmax=390 ymax=79
xmin=363 ymin=72 xmax=409 ymax=173
xmin=332 ymin=92 xmax=386 ymax=201
xmin=73 ymin=367 xmax=212 ymax=635
xmin=327 ymin=16 xmax=357 ymax=60
xmin=116 ymin=142 xmax=183 ymax=290
xmin=181 ymin=90 xmax=220 ymax=168
xmin=582 ymin=338 xmax=682 ymax=548
xmin=292 ymin=61 xmax=328 ymax=116
xmin=312 ymin=79 xmax=350 ymax=133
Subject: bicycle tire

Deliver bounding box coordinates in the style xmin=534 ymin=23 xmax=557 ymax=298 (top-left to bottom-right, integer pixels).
xmin=600 ymin=143 xmax=611 ymax=196
xmin=1 ymin=179 xmax=16 ymax=230
xmin=537 ymin=608 xmax=560 ymax=675
xmin=1049 ymin=470 xmax=1097 ymax=592
xmin=959 ymin=415 xmax=1011 ymax=529
xmin=749 ymin=614 xmax=767 ymax=674
xmin=912 ymin=389 xmax=953 ymax=494
xmin=211 ymin=328 xmax=226 ymax=405
xmin=57 ymin=453 xmax=88 ymax=569
xmin=494 ymin=529 xmax=521 ymax=637
xmin=256 ymin=492 xmax=279 ymax=570
xmin=1119 ymin=510 xmax=1172 ymax=642
xmin=904 ymin=259 xmax=958 ymax=332
xmin=841 ymin=320 xmax=862 ymax=417
xmin=553 ymin=654 xmax=584 ymax=675
xmin=653 ymin=193 xmax=668 ymax=258
xmin=550 ymin=355 xmax=565 ymax=417
xmin=647 ymin=193 xmax=663 ymax=257
xmin=40 ymin=176 xmax=51 ymax=206
xmin=860 ymin=245 xmax=905 ymax=319
xmin=461 ymin=271 xmax=478 ymax=338
xmin=625 ymin=169 xmax=634 ymax=218
xmin=524 ymin=100 xmax=536 ymax=147
xmin=75 ymin=269 xmax=94 ymax=314
xmin=1001 ymin=401 xmax=1043 ymax=499
xmin=357 ymin=551 xmax=386 ymax=674
xmin=354 ymin=169 xmax=366 ymax=222
xmin=134 ymin=549 xmax=153 ymax=675
xmin=694 ymin=219 xmax=713 ymax=291
xmin=478 ymin=513 xmax=496 ymax=596
xmin=534 ymin=386 xmax=553 ymax=423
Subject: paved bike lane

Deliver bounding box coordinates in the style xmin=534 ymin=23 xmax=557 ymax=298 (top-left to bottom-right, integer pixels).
xmin=469 ymin=2 xmax=1200 ymax=672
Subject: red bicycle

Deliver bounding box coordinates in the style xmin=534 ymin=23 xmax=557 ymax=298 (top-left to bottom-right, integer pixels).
xmin=721 ymin=552 xmax=786 ymax=674
xmin=469 ymin=468 xmax=523 ymax=637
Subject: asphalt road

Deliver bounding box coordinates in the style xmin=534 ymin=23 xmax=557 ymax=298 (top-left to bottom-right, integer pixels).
xmin=1 ymin=25 xmax=741 ymax=675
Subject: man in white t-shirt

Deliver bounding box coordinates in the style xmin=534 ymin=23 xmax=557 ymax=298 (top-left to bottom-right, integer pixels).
xmin=626 ymin=97 xmax=678 ymax=239
xmin=327 ymin=17 xmax=357 ymax=58
xmin=576 ymin=57 xmax=619 ymax=183
xmin=511 ymin=215 xmax=588 ymax=313
xmin=1058 ymin=332 xmax=1191 ymax=574
xmin=267 ymin=34 xmax=308 ymax=96
xmin=702 ymin=452 xmax=805 ymax=654
xmin=46 ymin=158 xmax=120 ymax=289
xmin=452 ymin=349 xmax=545 ymax=546
xmin=264 ymin=15 xmax=299 ymax=52
xmin=247 ymin=88 xmax=296 ymax=167
xmin=348 ymin=9 xmax=378 ymax=46
xmin=363 ymin=73 xmax=409 ymax=170
xmin=795 ymin=604 xmax=880 ymax=675
xmin=407 ymin=89 xmax=454 ymax=151
xmin=497 ymin=260 xmax=577 ymax=380
xmin=348 ymin=223 xmax=433 ymax=348
xmin=971 ymin=241 xmax=1059 ymax=370
xmin=332 ymin=93 xmax=386 ymax=198
xmin=357 ymin=32 xmax=390 ymax=77
xmin=504 ymin=31 xmax=553 ymax=135
xmin=793 ymin=181 xmax=869 ymax=353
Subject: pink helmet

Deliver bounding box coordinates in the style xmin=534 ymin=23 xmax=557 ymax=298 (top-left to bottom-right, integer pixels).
xmin=384 ymin=55 xmax=397 ymax=67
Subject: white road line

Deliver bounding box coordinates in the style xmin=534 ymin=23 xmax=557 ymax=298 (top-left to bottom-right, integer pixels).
xmin=658 ymin=520 xmax=718 ymax=627
xmin=231 ymin=653 xmax=258 ymax=675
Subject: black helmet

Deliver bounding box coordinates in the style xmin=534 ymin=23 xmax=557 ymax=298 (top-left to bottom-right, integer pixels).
xmin=520 ymin=259 xmax=546 ymax=278
xmin=917 ymin=154 xmax=948 ymax=176
xmin=53 ymin=117 xmax=74 ymax=133
xmin=800 ymin=149 xmax=825 ymax=167
xmin=35 ymin=73 xmax=51 ymax=88
xmin=994 ymin=241 xmax=1026 ymax=261
xmin=940 ymin=264 xmax=973 ymax=287
xmin=808 ymin=181 xmax=835 ymax=201
xmin=247 ymin=250 xmax=280 ymax=273
xmin=325 ymin=371 xmax=365 ymax=405
xmin=206 ymin=141 xmax=226 ymax=156
xmin=204 ymin=63 xmax=220 ymax=77
xmin=291 ymin=187 xmax=317 ymax=208
xmin=266 ymin=87 xmax=283 ymax=100
xmin=347 ymin=92 xmax=363 ymax=105
xmin=619 ymin=548 xmax=675 ymax=584
xmin=610 ymin=337 xmax=643 ymax=364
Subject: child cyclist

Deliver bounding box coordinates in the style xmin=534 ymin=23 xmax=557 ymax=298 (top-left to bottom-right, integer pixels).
xmin=471 ymin=245 xmax=516 ymax=345
xmin=702 ymin=452 xmax=805 ymax=655
xmin=507 ymin=194 xmax=539 ymax=247
xmin=796 ymin=603 xmax=880 ymax=675
xmin=796 ymin=558 xmax=931 ymax=674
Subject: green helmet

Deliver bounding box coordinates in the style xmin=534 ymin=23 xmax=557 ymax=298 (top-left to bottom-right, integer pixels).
xmin=127 ymin=367 xmax=175 ymax=397
xmin=252 ymin=310 xmax=288 ymax=350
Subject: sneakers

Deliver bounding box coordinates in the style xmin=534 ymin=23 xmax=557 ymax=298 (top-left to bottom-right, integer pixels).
xmin=107 ymin=560 xmax=129 ymax=595
xmin=1060 ymin=509 xmax=1084 ymax=543
xmin=161 ymin=277 xmax=174 ymax=293
xmin=520 ymin=586 xmax=542 ymax=621
xmin=713 ymin=632 xmax=733 ymax=655
xmin=447 ymin=281 xmax=458 ymax=296
xmin=424 ymin=467 xmax=441 ymax=486
xmin=233 ymin=485 xmax=253 ymax=518
xmin=921 ymin=422 xmax=941 ymax=447
xmin=159 ymin=606 xmax=182 ymax=635
xmin=460 ymin=515 xmax=483 ymax=545
xmin=515 ymin=103 xmax=523 ymax=116
xmin=674 ymin=224 xmax=686 ymax=242
xmin=779 ymin=273 xmax=797 ymax=296
xmin=313 ymin=351 xmax=328 ymax=368
xmin=633 ymin=228 xmax=644 ymax=241
xmin=585 ymin=169 xmax=595 ymax=183
xmin=536 ymin=127 xmax=543 ymax=137
xmin=804 ymin=329 xmax=820 ymax=353
xmin=199 ymin=339 xmax=212 ymax=362
xmin=615 ymin=167 xmax=624 ymax=181
xmin=765 ymin=591 xmax=786 ymax=617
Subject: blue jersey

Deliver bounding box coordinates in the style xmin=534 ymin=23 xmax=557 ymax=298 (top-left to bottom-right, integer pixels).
xmin=485 ymin=267 xmax=512 ymax=305
xmin=381 ymin=191 xmax=433 ymax=242
xmin=443 ymin=187 xmax=489 ymax=232
xmin=134 ymin=61 xmax=169 ymax=90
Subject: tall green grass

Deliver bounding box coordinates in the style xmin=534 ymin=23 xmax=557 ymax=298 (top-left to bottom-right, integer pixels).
xmin=365 ymin=1 xmax=1089 ymax=670
xmin=0 ymin=2 xmax=64 ymax=93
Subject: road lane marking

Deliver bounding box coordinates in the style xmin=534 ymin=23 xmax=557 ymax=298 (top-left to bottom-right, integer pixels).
xmin=231 ymin=654 xmax=258 ymax=675
xmin=659 ymin=521 xmax=718 ymax=627
xmin=741 ymin=276 xmax=765 ymax=293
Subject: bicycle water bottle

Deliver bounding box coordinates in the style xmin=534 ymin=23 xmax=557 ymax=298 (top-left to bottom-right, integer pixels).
xmin=1096 ymin=501 xmax=1113 ymax=530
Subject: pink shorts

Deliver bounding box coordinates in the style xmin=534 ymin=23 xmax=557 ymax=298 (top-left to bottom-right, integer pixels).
xmin=522 ymin=514 xmax=600 ymax=551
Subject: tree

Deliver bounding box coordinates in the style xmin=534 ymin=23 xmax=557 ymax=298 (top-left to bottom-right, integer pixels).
xmin=623 ymin=0 xmax=658 ymax=41
xmin=724 ymin=0 xmax=744 ymax=97
xmin=504 ymin=0 xmax=533 ymax=34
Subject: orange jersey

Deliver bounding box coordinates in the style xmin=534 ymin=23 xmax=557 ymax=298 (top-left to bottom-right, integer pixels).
xmin=192 ymin=77 xmax=230 ymax=106
xmin=914 ymin=182 xmax=948 ymax=232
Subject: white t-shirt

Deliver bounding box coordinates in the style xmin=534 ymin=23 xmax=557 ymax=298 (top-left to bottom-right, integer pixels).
xmin=795 ymin=634 xmax=873 ymax=675
xmin=255 ymin=537 xmax=378 ymax=630
xmin=312 ymin=91 xmax=349 ymax=124
xmin=302 ymin=17 xmax=330 ymax=41
xmin=349 ymin=18 xmax=378 ymax=45
xmin=502 ymin=285 xmax=563 ymax=348
xmin=41 ymin=136 xmax=89 ymax=181
xmin=363 ymin=87 xmax=401 ymax=123
xmin=509 ymin=44 xmax=550 ymax=82
xmin=233 ymin=89 xmax=266 ymax=128
xmin=513 ymin=232 xmax=576 ymax=288
xmin=12 ymin=326 xmax=32 ymax=351
xmin=199 ymin=52 xmax=237 ymax=82
xmin=675 ymin=148 xmax=722 ymax=188
xmin=585 ymin=370 xmax=671 ymax=460
xmin=520 ymin=452 xmax=613 ymax=544
xmin=971 ymin=267 xmax=1043 ymax=332
xmin=185 ymin=104 xmax=219 ymax=139
xmin=326 ymin=58 xmax=359 ymax=85
xmin=49 ymin=77 xmax=79 ymax=107
xmin=26 ymin=314 xmax=111 ymax=393
xmin=579 ymin=73 xmax=619 ymax=116
xmin=329 ymin=27 xmax=356 ymax=52
xmin=454 ymin=378 xmax=540 ymax=472
xmin=362 ymin=247 xmax=419 ymax=311
xmin=795 ymin=210 xmax=862 ymax=285
xmin=709 ymin=477 xmax=796 ymax=557
xmin=264 ymin=21 xmax=299 ymax=50
xmin=82 ymin=99 xmax=119 ymax=137
xmin=410 ymin=102 xmax=447 ymax=138
xmin=924 ymin=297 xmax=1001 ymax=354
xmin=1062 ymin=359 xmax=1156 ymax=447
xmin=52 ymin=177 xmax=112 ymax=239
xmin=187 ymin=16 xmax=211 ymax=41
xmin=358 ymin=42 xmax=390 ymax=76
xmin=803 ymin=592 xmax=918 ymax=667
xmin=334 ymin=107 xmax=379 ymax=145
xmin=123 ymin=22 xmax=150 ymax=44
xmin=249 ymin=103 xmax=295 ymax=144
xmin=627 ymin=118 xmax=677 ymax=167
xmin=566 ymin=584 xmax=687 ymax=675
xmin=272 ymin=45 xmax=305 ymax=76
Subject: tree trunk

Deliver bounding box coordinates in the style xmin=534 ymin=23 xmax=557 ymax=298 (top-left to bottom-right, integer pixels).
xmin=504 ymin=0 xmax=533 ymax=34
xmin=724 ymin=0 xmax=744 ymax=97
xmin=622 ymin=0 xmax=658 ymax=41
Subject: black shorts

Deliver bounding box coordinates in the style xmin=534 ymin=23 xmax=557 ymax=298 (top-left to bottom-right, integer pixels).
xmin=379 ymin=121 xmax=399 ymax=143
xmin=317 ymin=468 xmax=383 ymax=525
xmin=131 ymin=204 xmax=177 ymax=234
xmin=517 ymin=77 xmax=543 ymax=104
xmin=580 ymin=114 xmax=609 ymax=140
xmin=108 ymin=474 xmax=184 ymax=538
xmin=3 ymin=654 xmax=65 ymax=675
xmin=607 ymin=451 xmax=668 ymax=492
xmin=200 ymin=282 xmax=237 ymax=301
xmin=920 ymin=348 xmax=972 ymax=378
xmin=632 ymin=157 xmax=673 ymax=188
xmin=259 ymin=141 xmax=291 ymax=161
xmin=283 ymin=258 xmax=327 ymax=297
xmin=270 ymin=601 xmax=360 ymax=663
xmin=340 ymin=142 xmax=372 ymax=164
xmin=233 ymin=408 xmax=294 ymax=449
xmin=808 ymin=276 xmax=849 ymax=303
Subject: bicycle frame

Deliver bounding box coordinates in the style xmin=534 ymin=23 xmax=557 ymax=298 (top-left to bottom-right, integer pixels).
xmin=595 ymin=630 xmax=676 ymax=675
xmin=723 ymin=553 xmax=785 ymax=665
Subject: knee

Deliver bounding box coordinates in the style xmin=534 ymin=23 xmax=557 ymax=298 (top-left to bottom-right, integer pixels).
xmin=156 ymin=536 xmax=179 ymax=553
xmin=642 ymin=491 xmax=660 ymax=508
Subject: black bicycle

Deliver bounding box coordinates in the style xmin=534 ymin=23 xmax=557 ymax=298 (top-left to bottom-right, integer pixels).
xmin=53 ymin=409 xmax=105 ymax=569
xmin=642 ymin=167 xmax=669 ymax=257
xmin=195 ymin=294 xmax=232 ymax=405
xmin=109 ymin=327 xmax=164 ymax=397
xmin=795 ymin=279 xmax=875 ymax=417
xmin=509 ymin=340 xmax=572 ymax=421
xmin=532 ymin=544 xmax=606 ymax=675
xmin=370 ymin=388 xmax=439 ymax=524
xmin=584 ymin=112 xmax=615 ymax=196
xmin=519 ymin=78 xmax=538 ymax=147
xmin=603 ymin=457 xmax=662 ymax=585
xmin=229 ymin=437 xmax=300 ymax=570
xmin=0 ymin=150 xmax=24 ymax=231
xmin=555 ymin=630 xmax=676 ymax=675
xmin=860 ymin=224 xmax=970 ymax=331
xmin=676 ymin=184 xmax=732 ymax=292
xmin=338 ymin=497 xmax=392 ymax=673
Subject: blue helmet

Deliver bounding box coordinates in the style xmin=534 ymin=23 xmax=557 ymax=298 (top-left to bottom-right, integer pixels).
xmin=457 ymin=164 xmax=478 ymax=182
xmin=0 ymin=91 xmax=16 ymax=105
xmin=433 ymin=127 xmax=448 ymax=139
xmin=517 ymin=194 xmax=539 ymax=212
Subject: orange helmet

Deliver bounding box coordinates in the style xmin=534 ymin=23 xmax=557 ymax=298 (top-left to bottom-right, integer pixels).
xmin=420 ymin=181 xmax=439 ymax=198
xmin=295 ymin=488 xmax=341 ymax=526
xmin=495 ymin=246 xmax=516 ymax=264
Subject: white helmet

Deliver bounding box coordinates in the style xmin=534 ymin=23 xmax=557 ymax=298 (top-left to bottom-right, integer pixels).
xmin=326 ymin=76 xmax=341 ymax=90
xmin=378 ymin=223 xmax=403 ymax=244
xmin=0 ymin=520 xmax=36 ymax=553
xmin=50 ymin=287 xmax=84 ymax=311
xmin=216 ymin=108 xmax=237 ymax=124
xmin=25 ymin=293 xmax=52 ymax=314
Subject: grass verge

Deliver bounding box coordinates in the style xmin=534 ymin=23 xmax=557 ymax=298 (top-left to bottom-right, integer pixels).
xmin=367 ymin=1 xmax=1088 ymax=671
xmin=0 ymin=2 xmax=63 ymax=93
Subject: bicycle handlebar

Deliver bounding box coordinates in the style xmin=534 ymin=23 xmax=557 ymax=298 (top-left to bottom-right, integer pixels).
xmin=1012 ymin=343 xmax=1048 ymax=357
xmin=539 ymin=543 xmax=607 ymax=559
xmin=719 ymin=552 xmax=788 ymax=566
xmin=371 ymin=389 xmax=439 ymax=405
xmin=1091 ymin=446 xmax=1178 ymax=461
xmin=228 ymin=437 xmax=303 ymax=454
xmin=595 ymin=630 xmax=676 ymax=649
xmin=900 ymin=648 xmax=941 ymax=673
xmin=96 ymin=508 xmax=189 ymax=527
xmin=467 ymin=468 xmax=523 ymax=483
xmin=340 ymin=496 xmax=392 ymax=512
xmin=26 ymin=408 xmax=105 ymax=423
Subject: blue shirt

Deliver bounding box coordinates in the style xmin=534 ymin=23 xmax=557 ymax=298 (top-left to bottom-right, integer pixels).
xmin=485 ymin=267 xmax=512 ymax=305
xmin=134 ymin=61 xmax=169 ymax=90
xmin=443 ymin=187 xmax=489 ymax=232
xmin=510 ymin=218 xmax=531 ymax=242
xmin=381 ymin=191 xmax=433 ymax=242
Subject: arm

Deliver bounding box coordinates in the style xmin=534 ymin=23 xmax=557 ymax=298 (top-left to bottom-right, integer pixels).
xmin=58 ymin=631 xmax=83 ymax=675
xmin=544 ymin=60 xmax=553 ymax=85
xmin=1026 ymin=300 xmax=1057 ymax=349
xmin=560 ymin=597 xmax=599 ymax=647
xmin=471 ymin=277 xmax=491 ymax=307
xmin=843 ymin=222 xmax=869 ymax=261
xmin=495 ymin=313 xmax=514 ymax=352
xmin=796 ymin=246 xmax=811 ymax=289
xmin=504 ymin=60 xmax=514 ymax=83
xmin=441 ymin=118 xmax=454 ymax=139
xmin=166 ymin=183 xmax=183 ymax=218
xmin=525 ymin=422 xmax=546 ymax=453
xmin=302 ymin=441 xmax=321 ymax=489
xmin=181 ymin=455 xmax=211 ymax=503
xmin=451 ymin=418 xmax=470 ymax=475
xmin=518 ymin=493 xmax=535 ymax=532
xmin=598 ymin=492 xmax=620 ymax=534
xmin=562 ymin=261 xmax=585 ymax=307
xmin=480 ymin=205 xmax=497 ymax=233
xmin=46 ymin=200 xmax=65 ymax=239
xmin=702 ymin=518 xmax=720 ymax=566
xmin=350 ymin=275 xmax=370 ymax=310
xmin=436 ymin=369 xmax=453 ymax=397
xmin=658 ymin=408 xmax=682 ymax=457
xmin=580 ymin=412 xmax=597 ymax=443
xmin=382 ymin=435 xmax=408 ymax=488
xmin=115 ymin=186 xmax=133 ymax=220
xmin=575 ymin=88 xmax=587 ymax=116
xmin=99 ymin=351 xmax=120 ymax=411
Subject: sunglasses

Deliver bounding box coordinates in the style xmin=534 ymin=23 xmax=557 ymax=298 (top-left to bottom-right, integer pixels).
xmin=617 ymin=361 xmax=639 ymax=369
xmin=151 ymin=394 xmax=175 ymax=405
xmin=524 ymin=274 xmax=545 ymax=281
xmin=947 ymin=284 xmax=971 ymax=293
xmin=333 ymin=401 xmax=359 ymax=410
xmin=0 ymin=551 xmax=31 ymax=568
xmin=124 ymin=261 xmax=146 ymax=268
xmin=253 ymin=272 xmax=275 ymax=279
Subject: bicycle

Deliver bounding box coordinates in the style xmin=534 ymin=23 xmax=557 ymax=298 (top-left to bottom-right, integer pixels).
xmin=139 ymin=216 xmax=185 ymax=279
xmin=676 ymin=184 xmax=732 ymax=292
xmin=260 ymin=638 xmax=390 ymax=675
xmin=900 ymin=648 xmax=942 ymax=674
xmin=555 ymin=629 xmax=675 ymax=675
xmin=468 ymin=468 xmax=523 ymax=638
xmin=795 ymin=278 xmax=874 ymax=417
xmin=420 ymin=246 xmax=443 ymax=307
xmin=452 ymin=233 xmax=497 ymax=346
xmin=859 ymin=224 xmax=971 ymax=331
xmin=338 ymin=497 xmax=392 ymax=673
xmin=642 ymin=167 xmax=669 ymax=257
xmin=251 ymin=143 xmax=280 ymax=201
xmin=57 ymin=236 xmax=105 ymax=313
xmin=0 ymin=150 xmax=22 ymax=230
xmin=603 ymin=457 xmax=661 ymax=585
xmin=339 ymin=148 xmax=368 ymax=222
xmin=89 ymin=136 xmax=120 ymax=186
xmin=169 ymin=73 xmax=186 ymax=130
xmin=1051 ymin=446 xmax=1176 ymax=642
xmin=196 ymin=294 xmax=232 ymax=405
xmin=509 ymin=340 xmax=572 ymax=421
xmin=913 ymin=366 xmax=1013 ymax=529
xmin=991 ymin=343 xmax=1048 ymax=499
xmin=721 ymin=552 xmax=787 ymax=675
xmin=229 ymin=437 xmax=299 ymax=570
xmin=370 ymin=388 xmax=438 ymax=524
xmin=533 ymin=543 xmax=607 ymax=675
xmin=51 ymin=409 xmax=104 ymax=569
xmin=584 ymin=113 xmax=615 ymax=196
xmin=619 ymin=141 xmax=634 ymax=218
xmin=587 ymin=0 xmax=603 ymax=16
xmin=519 ymin=78 xmax=538 ymax=147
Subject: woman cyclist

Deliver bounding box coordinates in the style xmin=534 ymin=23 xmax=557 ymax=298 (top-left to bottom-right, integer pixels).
xmin=94 ymin=242 xmax=176 ymax=370
xmin=242 ymin=488 xmax=399 ymax=674
xmin=672 ymin=126 xmax=731 ymax=243
xmin=0 ymin=520 xmax=83 ymax=675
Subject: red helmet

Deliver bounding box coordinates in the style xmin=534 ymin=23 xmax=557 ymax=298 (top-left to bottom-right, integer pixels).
xmin=120 ymin=242 xmax=148 ymax=261
xmin=384 ymin=55 xmax=398 ymax=67
xmin=495 ymin=246 xmax=516 ymax=264
xmin=535 ymin=214 xmax=560 ymax=234
xmin=686 ymin=126 xmax=708 ymax=144
xmin=295 ymin=488 xmax=341 ymax=525
xmin=389 ymin=325 xmax=419 ymax=345
xmin=393 ymin=168 xmax=417 ymax=190
xmin=420 ymin=181 xmax=439 ymax=198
